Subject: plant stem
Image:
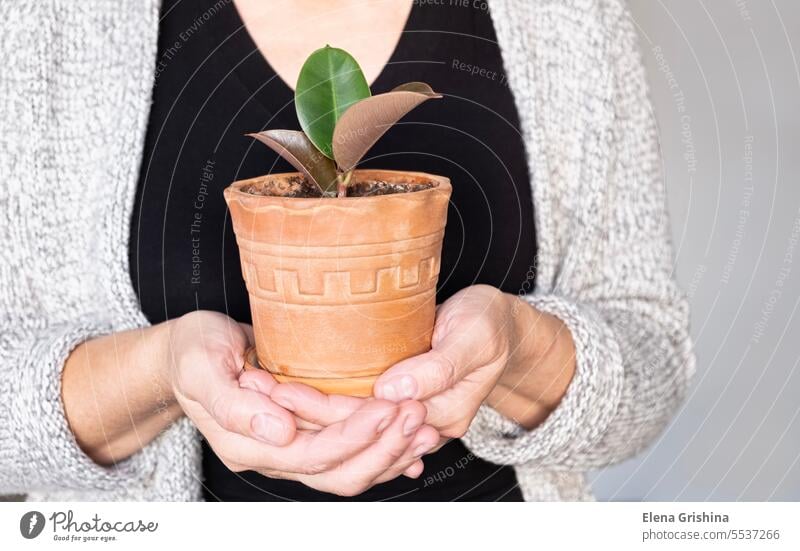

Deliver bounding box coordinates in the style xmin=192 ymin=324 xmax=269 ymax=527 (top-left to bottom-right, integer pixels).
xmin=336 ymin=171 xmax=353 ymax=198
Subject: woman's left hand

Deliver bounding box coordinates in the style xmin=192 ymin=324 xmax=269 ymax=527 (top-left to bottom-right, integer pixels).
xmin=373 ymin=285 xmax=515 ymax=441
xmin=373 ymin=284 xmax=576 ymax=447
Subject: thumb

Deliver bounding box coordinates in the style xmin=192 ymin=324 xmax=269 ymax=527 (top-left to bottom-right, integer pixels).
xmin=373 ymin=332 xmax=475 ymax=402
xmin=195 ymin=357 xmax=296 ymax=446
xmin=238 ymin=322 xmax=255 ymax=346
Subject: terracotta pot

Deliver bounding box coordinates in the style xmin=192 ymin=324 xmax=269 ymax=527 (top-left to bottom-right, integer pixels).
xmin=224 ymin=169 xmax=451 ymax=397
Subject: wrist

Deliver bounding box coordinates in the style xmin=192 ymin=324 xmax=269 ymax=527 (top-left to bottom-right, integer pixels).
xmin=503 ymin=292 xmax=542 ymax=377
xmin=148 ymin=319 xmax=181 ymax=414
xmin=484 ymin=293 xmax=540 ymax=409
xmin=489 ymin=294 xmax=576 ymax=425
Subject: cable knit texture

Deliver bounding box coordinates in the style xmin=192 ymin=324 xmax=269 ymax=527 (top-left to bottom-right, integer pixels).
xmin=0 ymin=0 xmax=693 ymax=501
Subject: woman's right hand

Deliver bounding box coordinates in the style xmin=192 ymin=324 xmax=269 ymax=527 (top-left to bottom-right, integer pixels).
xmin=168 ymin=311 xmax=439 ymax=496
xmin=168 ymin=310 xmax=297 ymax=447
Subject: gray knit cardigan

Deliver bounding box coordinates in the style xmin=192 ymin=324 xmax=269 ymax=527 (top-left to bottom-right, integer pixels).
xmin=0 ymin=0 xmax=694 ymax=501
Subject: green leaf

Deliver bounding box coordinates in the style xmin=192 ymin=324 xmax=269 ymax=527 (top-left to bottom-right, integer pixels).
xmin=295 ymin=46 xmax=371 ymax=159
xmin=247 ymin=130 xmax=339 ymax=193
xmin=332 ymin=82 xmax=441 ymax=172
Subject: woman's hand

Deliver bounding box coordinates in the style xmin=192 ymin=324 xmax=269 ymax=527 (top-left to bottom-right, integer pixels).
xmin=238 ymin=371 xmax=440 ymax=491
xmin=168 ymin=310 xmax=296 ymax=446
xmin=170 ymin=311 xmax=438 ymax=495
xmin=371 ymin=285 xmax=513 ymax=440
xmin=372 ymin=284 xmax=577 ymax=443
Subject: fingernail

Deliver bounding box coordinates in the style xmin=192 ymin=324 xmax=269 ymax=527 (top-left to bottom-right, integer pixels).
xmin=380 ymin=376 xmax=416 ymax=402
xmin=398 ymin=375 xmax=417 ymax=400
xmin=251 ymin=413 xmax=288 ymax=445
xmin=381 ymin=383 xmax=398 ymax=401
xmin=414 ymin=442 xmax=434 ymax=457
xmin=376 ymin=415 xmax=393 ymax=433
xmin=403 ymin=414 xmax=422 ymax=437
xmin=271 ymin=395 xmax=295 ymax=412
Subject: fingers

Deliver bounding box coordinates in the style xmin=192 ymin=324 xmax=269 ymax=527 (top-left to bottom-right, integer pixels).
xmin=207 ymin=384 xmax=297 ymax=446
xmin=239 ymin=371 xmax=368 ymax=431
xmin=270 ymin=382 xmax=366 ymax=426
xmin=238 ymin=366 xmax=357 ymax=430
xmin=195 ymin=361 xmax=296 ymax=446
xmin=238 ymin=368 xmax=279 ymax=396
xmin=261 ymin=398 xmax=400 ymax=475
xmin=374 ymin=339 xmax=473 ymax=402
xmin=373 ymin=288 xmax=512 ymax=403
xmin=403 ymin=460 xmax=424 ymax=479
xmin=304 ymin=401 xmax=429 ymax=496
xmin=204 ymin=396 xmax=441 ymax=495
xmin=238 ymin=323 xmax=255 ymax=345
xmin=372 ymin=424 xmax=439 ymax=484
xmin=238 ymin=372 xmax=326 ymax=430
xmin=214 ymin=397 xmax=398 ymax=477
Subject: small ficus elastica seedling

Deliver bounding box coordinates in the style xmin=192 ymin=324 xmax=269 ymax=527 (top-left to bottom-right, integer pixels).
xmin=247 ymin=45 xmax=441 ymax=197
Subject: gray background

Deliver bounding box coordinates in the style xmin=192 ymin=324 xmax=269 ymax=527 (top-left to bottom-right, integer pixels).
xmin=589 ymin=0 xmax=800 ymax=501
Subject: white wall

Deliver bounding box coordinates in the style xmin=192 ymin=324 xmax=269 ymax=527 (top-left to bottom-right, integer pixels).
xmin=590 ymin=0 xmax=800 ymax=501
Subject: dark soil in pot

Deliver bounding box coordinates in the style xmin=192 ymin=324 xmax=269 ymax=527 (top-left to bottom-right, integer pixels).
xmin=240 ymin=175 xmax=435 ymax=198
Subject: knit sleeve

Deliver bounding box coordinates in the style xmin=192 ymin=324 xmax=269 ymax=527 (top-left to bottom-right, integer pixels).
xmin=0 ymin=320 xmax=159 ymax=494
xmin=0 ymin=0 xmax=197 ymax=500
xmin=462 ymin=6 xmax=695 ymax=469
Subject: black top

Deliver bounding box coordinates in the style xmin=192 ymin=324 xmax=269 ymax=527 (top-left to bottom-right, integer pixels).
xmin=130 ymin=0 xmax=536 ymax=501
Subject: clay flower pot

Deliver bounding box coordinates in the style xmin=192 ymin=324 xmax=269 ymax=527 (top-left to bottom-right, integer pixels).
xmin=224 ymin=169 xmax=451 ymax=397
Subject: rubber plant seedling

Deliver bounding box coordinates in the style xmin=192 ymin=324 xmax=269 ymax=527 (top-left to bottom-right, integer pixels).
xmin=247 ymin=46 xmax=441 ymax=197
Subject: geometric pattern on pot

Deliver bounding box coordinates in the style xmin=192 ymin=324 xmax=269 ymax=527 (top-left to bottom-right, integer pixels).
xmin=239 ymin=237 xmax=443 ymax=306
